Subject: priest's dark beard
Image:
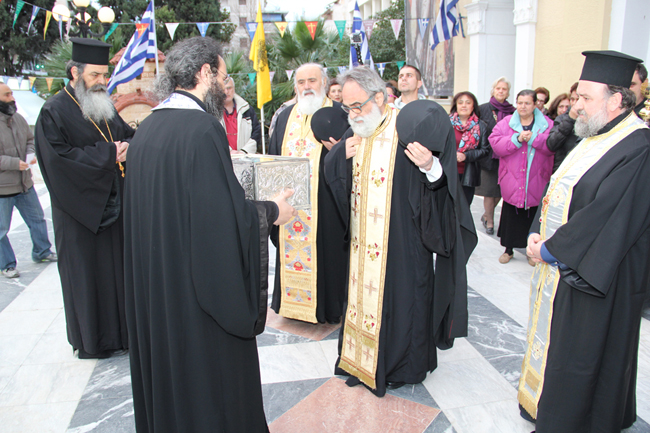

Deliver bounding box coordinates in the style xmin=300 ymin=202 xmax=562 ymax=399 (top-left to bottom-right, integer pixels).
xmin=75 ymin=78 xmax=116 ymax=123
xmin=204 ymin=77 xmax=226 ymax=120
xmin=0 ymin=100 xmax=17 ymax=116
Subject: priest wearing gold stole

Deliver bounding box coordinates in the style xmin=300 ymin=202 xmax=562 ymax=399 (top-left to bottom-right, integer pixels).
xmin=522 ymin=51 xmax=650 ymax=432
xmin=269 ymin=63 xmax=349 ymax=324
xmin=324 ymin=66 xmax=476 ymax=397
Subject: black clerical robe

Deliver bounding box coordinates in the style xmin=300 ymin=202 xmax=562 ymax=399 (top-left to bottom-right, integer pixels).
xmin=269 ymin=103 xmax=349 ymax=324
xmin=530 ymin=112 xmax=650 ymax=432
xmin=123 ymin=91 xmax=272 ymax=433
xmin=34 ymin=84 xmax=134 ymax=357
xmin=324 ymin=105 xmax=476 ymax=397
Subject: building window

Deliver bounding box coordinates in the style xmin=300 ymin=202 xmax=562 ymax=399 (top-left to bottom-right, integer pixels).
xmin=240 ymin=38 xmax=248 ymax=48
xmin=239 ymin=0 xmax=246 ymax=5
xmin=239 ymin=17 xmax=247 ymax=27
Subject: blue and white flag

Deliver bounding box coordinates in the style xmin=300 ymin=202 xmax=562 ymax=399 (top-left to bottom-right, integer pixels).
xmin=350 ymin=1 xmax=373 ymax=68
xmin=107 ymin=0 xmax=157 ymax=94
xmin=430 ymin=0 xmax=459 ymax=50
xmin=28 ymin=6 xmax=40 ymax=33
xmin=417 ymin=19 xmax=429 ymax=41
xmin=196 ymin=22 xmax=209 ymax=37
xmin=376 ymin=63 xmax=386 ymax=77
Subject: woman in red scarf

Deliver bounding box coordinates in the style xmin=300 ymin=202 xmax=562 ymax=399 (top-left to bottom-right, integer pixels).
xmin=449 ymin=91 xmax=490 ymax=206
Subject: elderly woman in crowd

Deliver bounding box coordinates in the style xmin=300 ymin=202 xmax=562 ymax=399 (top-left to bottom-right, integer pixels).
xmin=490 ymin=89 xmax=554 ymax=265
xmin=475 ymin=77 xmax=516 ymax=234
xmin=547 ymin=93 xmax=571 ymax=120
xmin=449 ymin=91 xmax=490 ymax=205
xmin=327 ymin=78 xmax=342 ymax=103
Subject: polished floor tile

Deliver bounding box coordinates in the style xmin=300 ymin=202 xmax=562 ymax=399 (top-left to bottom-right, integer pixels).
xmin=265 ymin=307 xmax=341 ymax=341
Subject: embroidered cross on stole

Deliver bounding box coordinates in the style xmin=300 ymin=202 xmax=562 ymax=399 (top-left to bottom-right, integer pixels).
xmin=339 ymin=107 xmax=399 ymax=389
xmin=518 ymin=113 xmax=648 ymax=419
xmin=277 ymin=99 xmax=333 ymax=323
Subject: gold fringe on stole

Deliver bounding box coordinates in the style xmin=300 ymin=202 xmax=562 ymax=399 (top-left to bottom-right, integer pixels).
xmin=339 ymin=107 xmax=399 ymax=389
xmin=517 ymin=114 xmax=648 ymax=418
xmin=276 ymin=100 xmax=332 ymax=323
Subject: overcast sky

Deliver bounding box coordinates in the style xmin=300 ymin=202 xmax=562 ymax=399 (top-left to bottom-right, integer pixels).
xmin=264 ymin=0 xmax=334 ymax=22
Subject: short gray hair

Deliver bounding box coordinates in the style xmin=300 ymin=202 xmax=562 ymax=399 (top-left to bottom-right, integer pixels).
xmin=154 ymin=36 xmax=223 ymax=101
xmin=293 ymin=63 xmax=328 ymax=88
xmin=66 ymin=60 xmax=86 ymax=80
xmin=606 ymin=85 xmax=637 ymax=111
xmin=337 ymin=66 xmax=387 ymax=101
xmin=490 ymin=76 xmax=511 ymax=97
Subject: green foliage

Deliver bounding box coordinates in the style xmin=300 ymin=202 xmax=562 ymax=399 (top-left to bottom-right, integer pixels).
xmin=34 ymin=40 xmax=71 ymax=98
xmin=368 ymin=0 xmax=406 ymax=82
xmin=1 ymin=0 xmax=60 ymax=76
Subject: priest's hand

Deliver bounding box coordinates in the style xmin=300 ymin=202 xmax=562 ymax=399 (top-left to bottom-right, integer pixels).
xmin=346 ymin=136 xmax=361 ymax=159
xmin=526 ymin=233 xmax=544 ymax=264
xmin=116 ymin=142 xmax=129 ymax=163
xmin=405 ymin=141 xmax=433 ymax=171
xmin=273 ymin=189 xmax=298 ymax=226
xmin=321 ymin=137 xmax=338 ymax=151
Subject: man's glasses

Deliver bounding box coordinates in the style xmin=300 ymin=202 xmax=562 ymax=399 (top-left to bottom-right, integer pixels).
xmin=212 ymin=68 xmax=230 ymax=81
xmin=341 ymin=94 xmax=375 ymax=114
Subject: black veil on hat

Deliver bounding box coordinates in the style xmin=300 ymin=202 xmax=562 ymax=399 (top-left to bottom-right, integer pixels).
xmin=70 ymin=37 xmax=112 ymax=65
xmin=579 ymin=50 xmax=642 ymax=87
xmin=310 ymin=106 xmax=350 ymax=142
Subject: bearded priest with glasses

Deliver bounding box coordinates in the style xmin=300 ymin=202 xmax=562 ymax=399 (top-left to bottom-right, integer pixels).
xmin=323 ymin=66 xmax=476 ymax=397
xmin=268 ymin=63 xmax=350 ymax=325
xmin=35 ymin=38 xmax=134 ymax=360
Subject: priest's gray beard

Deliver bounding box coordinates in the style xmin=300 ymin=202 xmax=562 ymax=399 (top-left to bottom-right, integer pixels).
xmin=204 ymin=76 xmax=226 ymax=120
xmin=574 ymin=104 xmax=609 ymax=138
xmin=348 ymin=103 xmax=383 ymax=138
xmin=297 ymin=89 xmax=325 ymax=115
xmin=75 ymin=78 xmax=116 ymax=123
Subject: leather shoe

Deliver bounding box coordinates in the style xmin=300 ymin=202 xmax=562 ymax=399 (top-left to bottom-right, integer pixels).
xmin=386 ymin=381 xmax=406 ymax=390
xmin=486 ymin=226 xmax=494 ymax=235
xmin=499 ymin=253 xmax=513 ymax=264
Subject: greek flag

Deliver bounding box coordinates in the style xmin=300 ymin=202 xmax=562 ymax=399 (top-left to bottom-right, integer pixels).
xmin=350 ymin=1 xmax=373 ymax=68
xmin=430 ymin=0 xmax=459 ymax=50
xmin=107 ymin=0 xmax=157 ymax=94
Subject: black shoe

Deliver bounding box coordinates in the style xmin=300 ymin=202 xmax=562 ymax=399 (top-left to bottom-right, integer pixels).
xmin=326 ymin=317 xmax=341 ymax=325
xmin=519 ymin=404 xmax=536 ymax=424
xmin=77 ymin=348 xmax=111 ymax=359
xmin=481 ymin=215 xmax=488 ymax=229
xmin=486 ymin=226 xmax=494 ymax=235
xmin=386 ymin=381 xmax=406 ymax=390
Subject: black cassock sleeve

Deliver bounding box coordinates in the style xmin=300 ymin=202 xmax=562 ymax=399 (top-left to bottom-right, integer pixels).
xmin=188 ymin=125 xmax=266 ymax=338
xmin=544 ymin=133 xmax=650 ymax=296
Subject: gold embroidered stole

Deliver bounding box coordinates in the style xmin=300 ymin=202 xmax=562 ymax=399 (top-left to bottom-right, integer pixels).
xmin=518 ymin=114 xmax=648 ymax=418
xmin=338 ymin=107 xmax=399 ymax=389
xmin=277 ymin=99 xmax=333 ymax=323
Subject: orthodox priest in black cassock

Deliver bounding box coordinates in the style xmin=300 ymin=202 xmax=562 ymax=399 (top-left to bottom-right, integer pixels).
xmin=269 ymin=64 xmax=349 ymax=324
xmin=34 ymin=38 xmax=133 ymax=358
xmin=123 ymin=37 xmax=281 ymax=433
xmin=520 ymin=50 xmax=650 ymax=432
xmin=324 ymin=68 xmax=476 ymax=398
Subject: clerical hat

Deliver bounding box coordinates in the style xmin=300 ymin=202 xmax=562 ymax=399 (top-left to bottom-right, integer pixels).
xmin=396 ymin=99 xmax=450 ymax=154
xmin=579 ymin=50 xmax=642 ymax=87
xmin=310 ymin=106 xmax=350 ymax=143
xmin=70 ymin=38 xmax=112 ymax=65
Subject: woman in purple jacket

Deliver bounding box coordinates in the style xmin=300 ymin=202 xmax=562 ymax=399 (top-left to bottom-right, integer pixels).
xmin=490 ymin=89 xmax=554 ymax=265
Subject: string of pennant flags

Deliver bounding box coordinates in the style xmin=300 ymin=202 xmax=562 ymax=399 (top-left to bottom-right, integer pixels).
xmin=10 ymin=0 xmax=461 ymax=44
xmin=4 ymin=58 xmax=405 ymax=95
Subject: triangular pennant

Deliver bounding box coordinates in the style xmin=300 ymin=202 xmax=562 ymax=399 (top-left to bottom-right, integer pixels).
xmin=396 ymin=61 xmax=405 ymax=70
xmin=13 ymin=0 xmax=25 ymax=29
xmin=335 ymin=20 xmax=346 ymax=40
xmin=274 ymin=21 xmax=287 ymax=37
xmin=58 ymin=18 xmax=64 ymax=41
xmin=28 ymin=6 xmax=40 ymax=33
xmin=390 ymin=19 xmax=402 ymax=40
xmin=305 ymin=21 xmax=318 ymax=40
xmin=44 ymin=11 xmax=52 ymax=40
xmin=66 ymin=18 xmax=71 ymax=37
xmin=135 ymin=23 xmax=149 ymax=38
xmin=363 ymin=20 xmax=376 ymax=39
xmin=1 ymin=76 xmax=9 ymax=84
xmin=338 ymin=66 xmax=347 ymax=74
xmin=104 ymin=23 xmax=119 ymax=41
xmin=248 ymin=72 xmax=256 ymax=85
xmin=16 ymin=77 xmax=23 ymax=88
xmin=46 ymin=77 xmax=54 ymax=91
xmin=418 ymin=19 xmax=429 ymax=41
xmin=165 ymin=22 xmax=179 ymax=40
xmin=269 ymin=71 xmax=275 ymax=82
xmin=196 ymin=22 xmax=209 ymax=37
xmin=32 ymin=86 xmax=38 ymax=94
xmin=64 ymin=78 xmax=70 ymax=86
xmin=286 ymin=70 xmax=294 ymax=80
xmin=246 ymin=22 xmax=258 ymax=40
xmin=376 ymin=63 xmax=386 ymax=77
xmin=28 ymin=76 xmax=36 ymax=87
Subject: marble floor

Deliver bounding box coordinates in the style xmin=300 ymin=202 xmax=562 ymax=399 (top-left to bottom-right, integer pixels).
xmin=1 ymin=183 xmax=649 ymax=433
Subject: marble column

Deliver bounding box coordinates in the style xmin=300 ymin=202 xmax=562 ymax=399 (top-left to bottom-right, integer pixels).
xmin=513 ymin=0 xmax=537 ymax=93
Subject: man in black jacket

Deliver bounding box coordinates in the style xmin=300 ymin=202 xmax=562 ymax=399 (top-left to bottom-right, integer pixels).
xmin=546 ymin=82 xmax=580 ymax=173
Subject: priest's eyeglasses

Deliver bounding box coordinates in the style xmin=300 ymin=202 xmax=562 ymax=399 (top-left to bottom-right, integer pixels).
xmin=341 ymin=93 xmax=375 ymax=114
xmin=211 ymin=67 xmax=230 ymax=82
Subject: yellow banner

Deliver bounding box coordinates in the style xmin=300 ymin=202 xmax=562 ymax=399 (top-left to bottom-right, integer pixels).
xmin=249 ymin=2 xmax=272 ymax=109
